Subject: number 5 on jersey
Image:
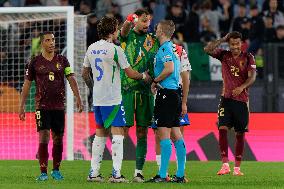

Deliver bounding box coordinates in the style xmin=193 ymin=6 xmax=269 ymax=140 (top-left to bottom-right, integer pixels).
xmin=95 ymin=58 xmax=103 ymax=81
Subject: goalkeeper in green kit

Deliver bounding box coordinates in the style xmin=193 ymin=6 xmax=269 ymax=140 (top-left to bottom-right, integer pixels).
xmin=119 ymin=8 xmax=159 ymax=182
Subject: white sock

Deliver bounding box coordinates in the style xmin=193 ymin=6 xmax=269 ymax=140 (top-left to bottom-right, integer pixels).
xmin=91 ymin=136 xmax=107 ymax=177
xmin=134 ymin=169 xmax=143 ymax=176
xmin=112 ymin=135 xmax=124 ymax=178
xmin=156 ymin=155 xmax=161 ymax=171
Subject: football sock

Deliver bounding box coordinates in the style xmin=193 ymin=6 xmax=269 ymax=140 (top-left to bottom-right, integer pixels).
xmin=52 ymin=143 xmax=63 ymax=171
xmin=219 ymin=129 xmax=228 ymax=163
xmin=90 ymin=136 xmax=107 ymax=177
xmin=235 ymin=133 xmax=245 ymax=167
xmin=156 ymin=154 xmax=161 ymax=171
xmin=159 ymin=139 xmax=171 ymax=178
xmin=174 ymin=139 xmax=186 ymax=177
xmin=112 ymin=135 xmax=124 ymax=178
xmin=134 ymin=169 xmax=143 ymax=177
xmin=136 ymin=136 xmax=147 ymax=171
xmin=38 ymin=143 xmax=48 ymax=173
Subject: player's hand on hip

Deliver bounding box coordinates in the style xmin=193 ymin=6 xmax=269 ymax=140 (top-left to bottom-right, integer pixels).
xmin=142 ymin=70 xmax=152 ymax=84
xmin=151 ymin=82 xmax=157 ymax=95
xmin=181 ymin=103 xmax=187 ymax=117
xmin=232 ymin=86 xmax=244 ymax=97
xmin=76 ymin=98 xmax=83 ymax=113
xmin=126 ymin=13 xmax=138 ymax=23
xmin=19 ymin=107 xmax=25 ymax=121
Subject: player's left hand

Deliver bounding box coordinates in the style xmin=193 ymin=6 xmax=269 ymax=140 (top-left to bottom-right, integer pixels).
xmin=181 ymin=103 xmax=187 ymax=117
xmin=76 ymin=98 xmax=83 ymax=113
xmin=142 ymin=70 xmax=152 ymax=84
xmin=151 ymin=82 xmax=157 ymax=94
xmin=232 ymin=86 xmax=244 ymax=96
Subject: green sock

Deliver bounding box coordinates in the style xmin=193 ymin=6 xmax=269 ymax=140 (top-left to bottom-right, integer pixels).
xmin=136 ymin=136 xmax=147 ymax=170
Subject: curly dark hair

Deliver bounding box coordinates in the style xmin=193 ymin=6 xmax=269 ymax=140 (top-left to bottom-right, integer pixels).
xmin=97 ymin=16 xmax=118 ymax=40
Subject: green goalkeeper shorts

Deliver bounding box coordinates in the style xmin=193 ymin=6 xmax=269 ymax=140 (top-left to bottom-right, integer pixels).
xmin=122 ymin=91 xmax=154 ymax=127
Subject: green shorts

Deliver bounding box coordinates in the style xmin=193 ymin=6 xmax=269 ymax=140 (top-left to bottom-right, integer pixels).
xmin=122 ymin=91 xmax=154 ymax=127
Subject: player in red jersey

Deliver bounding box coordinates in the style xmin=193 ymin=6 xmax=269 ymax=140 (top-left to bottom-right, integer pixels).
xmin=204 ymin=31 xmax=256 ymax=176
xmin=19 ymin=31 xmax=83 ymax=181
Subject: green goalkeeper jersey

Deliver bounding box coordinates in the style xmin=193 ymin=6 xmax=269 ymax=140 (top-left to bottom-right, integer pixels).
xmin=119 ymin=29 xmax=159 ymax=94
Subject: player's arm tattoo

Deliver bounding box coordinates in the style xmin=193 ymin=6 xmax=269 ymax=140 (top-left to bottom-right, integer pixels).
xmin=82 ymin=67 xmax=93 ymax=90
xmin=204 ymin=38 xmax=225 ymax=54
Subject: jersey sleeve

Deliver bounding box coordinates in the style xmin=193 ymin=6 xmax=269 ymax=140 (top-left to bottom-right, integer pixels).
xmin=83 ymin=49 xmax=91 ymax=68
xmin=24 ymin=58 xmax=35 ymax=81
xmin=180 ymin=49 xmax=192 ymax=72
xmin=209 ymin=48 xmax=226 ymax=61
xmin=161 ymin=48 xmax=174 ymax=64
xmin=115 ymin=46 xmax=130 ymax=69
xmin=247 ymin=53 xmax=257 ymax=71
xmin=62 ymin=56 xmax=74 ymax=77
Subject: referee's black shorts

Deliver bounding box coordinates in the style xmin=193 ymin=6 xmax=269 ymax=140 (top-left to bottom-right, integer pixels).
xmin=35 ymin=109 xmax=65 ymax=135
xmin=217 ymin=97 xmax=249 ymax=133
xmin=154 ymin=88 xmax=181 ymax=128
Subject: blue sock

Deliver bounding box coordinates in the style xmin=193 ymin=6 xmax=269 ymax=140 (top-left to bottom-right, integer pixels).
xmin=174 ymin=139 xmax=186 ymax=177
xmin=159 ymin=139 xmax=172 ymax=178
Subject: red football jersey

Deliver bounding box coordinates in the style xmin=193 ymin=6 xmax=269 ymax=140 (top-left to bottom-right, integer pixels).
xmin=25 ymin=54 xmax=73 ymax=110
xmin=210 ymin=49 xmax=256 ymax=102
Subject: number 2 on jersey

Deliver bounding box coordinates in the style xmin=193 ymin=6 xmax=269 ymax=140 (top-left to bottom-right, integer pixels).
xmin=95 ymin=58 xmax=103 ymax=81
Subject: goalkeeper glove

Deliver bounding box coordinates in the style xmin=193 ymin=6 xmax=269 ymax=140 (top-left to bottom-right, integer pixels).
xmin=126 ymin=13 xmax=138 ymax=23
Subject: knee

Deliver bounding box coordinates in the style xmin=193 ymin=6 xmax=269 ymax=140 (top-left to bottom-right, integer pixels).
xmin=136 ymin=127 xmax=147 ymax=139
xmin=52 ymin=135 xmax=63 ymax=145
xmin=39 ymin=130 xmax=50 ymax=144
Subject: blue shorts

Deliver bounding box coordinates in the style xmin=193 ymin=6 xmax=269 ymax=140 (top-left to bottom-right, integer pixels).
xmin=94 ymin=104 xmax=126 ymax=129
xmin=150 ymin=113 xmax=190 ymax=129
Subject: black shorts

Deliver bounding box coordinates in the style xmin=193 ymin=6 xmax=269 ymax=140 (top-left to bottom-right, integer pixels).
xmin=35 ymin=109 xmax=65 ymax=135
xmin=217 ymin=97 xmax=249 ymax=133
xmin=154 ymin=88 xmax=181 ymax=128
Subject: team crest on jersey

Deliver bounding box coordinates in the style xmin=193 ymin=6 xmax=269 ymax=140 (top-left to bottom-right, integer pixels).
xmin=239 ymin=60 xmax=244 ymax=68
xmin=49 ymin=72 xmax=55 ymax=81
xmin=121 ymin=42 xmax=126 ymax=50
xmin=56 ymin=63 xmax=61 ymax=70
xmin=143 ymin=35 xmax=154 ymax=52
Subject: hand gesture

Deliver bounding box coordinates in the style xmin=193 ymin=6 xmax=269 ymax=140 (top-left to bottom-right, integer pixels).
xmin=142 ymin=70 xmax=152 ymax=84
xmin=151 ymin=82 xmax=157 ymax=95
xmin=181 ymin=103 xmax=187 ymax=117
xmin=126 ymin=13 xmax=138 ymax=23
xmin=232 ymin=86 xmax=244 ymax=97
xmin=19 ymin=107 xmax=25 ymax=121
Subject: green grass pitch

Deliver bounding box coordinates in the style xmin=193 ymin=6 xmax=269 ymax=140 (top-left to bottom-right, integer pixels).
xmin=0 ymin=161 xmax=283 ymax=189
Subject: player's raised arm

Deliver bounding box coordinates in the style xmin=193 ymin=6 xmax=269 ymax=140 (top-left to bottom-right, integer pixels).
xmin=120 ymin=13 xmax=138 ymax=38
xmin=19 ymin=79 xmax=32 ymax=121
xmin=204 ymin=34 xmax=229 ymax=55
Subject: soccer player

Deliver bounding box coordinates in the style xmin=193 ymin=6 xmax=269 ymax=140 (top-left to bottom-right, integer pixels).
xmin=119 ymin=8 xmax=159 ymax=182
xmin=148 ymin=20 xmax=186 ymax=183
xmin=204 ymin=31 xmax=256 ymax=176
xmin=152 ymin=44 xmax=191 ymax=181
xmin=82 ymin=16 xmax=151 ymax=183
xmin=19 ymin=31 xmax=83 ymax=181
